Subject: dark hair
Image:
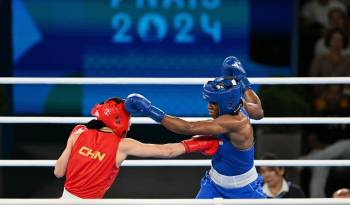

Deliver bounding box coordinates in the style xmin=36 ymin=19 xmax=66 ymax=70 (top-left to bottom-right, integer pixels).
xmin=324 ymin=28 xmax=349 ymax=49
xmin=261 ymin=152 xmax=278 ymax=160
xmin=260 ymin=153 xmax=283 ymax=170
xmin=98 ymin=97 xmax=124 ymax=105
xmin=86 ymin=119 xmax=106 ymax=130
xmin=328 ymin=8 xmax=347 ymax=21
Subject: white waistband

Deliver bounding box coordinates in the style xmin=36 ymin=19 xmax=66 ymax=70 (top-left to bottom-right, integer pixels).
xmin=209 ymin=166 xmax=258 ymax=189
xmin=61 ymin=188 xmax=82 ymax=199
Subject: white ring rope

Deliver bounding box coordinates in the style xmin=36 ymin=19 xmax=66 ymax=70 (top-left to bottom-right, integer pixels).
xmin=0 ymin=198 xmax=348 ymax=205
xmin=0 ymin=77 xmax=350 ymax=85
xmin=2 ymin=77 xmax=348 ymax=202
xmin=1 ymin=160 xmax=349 ymax=167
xmin=0 ymin=117 xmax=350 ymax=124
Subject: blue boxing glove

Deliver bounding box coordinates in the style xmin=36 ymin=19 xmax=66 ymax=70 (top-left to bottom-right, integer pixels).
xmin=125 ymin=93 xmax=166 ymax=123
xmin=221 ymin=56 xmax=251 ymax=91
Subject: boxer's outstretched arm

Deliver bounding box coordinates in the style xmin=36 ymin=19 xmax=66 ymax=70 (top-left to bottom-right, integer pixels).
xmin=116 ymin=136 xmax=219 ymax=167
xmin=161 ymin=116 xmax=229 ymax=136
xmin=242 ymin=89 xmax=264 ymax=120
xmin=116 ymin=138 xmax=185 ymax=167
xmin=119 ymin=138 xmax=185 ymax=158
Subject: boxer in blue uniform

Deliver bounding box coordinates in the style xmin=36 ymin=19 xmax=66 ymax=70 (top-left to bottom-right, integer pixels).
xmin=125 ymin=56 xmax=266 ymax=199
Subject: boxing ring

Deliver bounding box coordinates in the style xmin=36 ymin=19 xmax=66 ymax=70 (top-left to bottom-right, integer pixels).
xmin=0 ymin=198 xmax=348 ymax=205
xmin=0 ymin=77 xmax=350 ymax=205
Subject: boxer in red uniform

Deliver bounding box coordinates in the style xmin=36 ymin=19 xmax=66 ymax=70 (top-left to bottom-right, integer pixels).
xmin=54 ymin=97 xmax=219 ymax=199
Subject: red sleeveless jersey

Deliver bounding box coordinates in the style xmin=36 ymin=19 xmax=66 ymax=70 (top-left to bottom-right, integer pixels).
xmin=64 ymin=125 xmax=121 ymax=198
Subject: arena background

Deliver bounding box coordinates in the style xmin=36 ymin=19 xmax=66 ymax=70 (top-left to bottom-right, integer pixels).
xmin=0 ymin=0 xmax=349 ymax=198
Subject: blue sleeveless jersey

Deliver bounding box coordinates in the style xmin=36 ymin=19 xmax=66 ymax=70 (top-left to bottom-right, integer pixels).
xmin=195 ymin=108 xmax=266 ymax=199
xmin=211 ymin=108 xmax=255 ymax=176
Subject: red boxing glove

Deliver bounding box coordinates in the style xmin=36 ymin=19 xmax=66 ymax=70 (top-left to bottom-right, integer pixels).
xmin=181 ymin=135 xmax=219 ymax=156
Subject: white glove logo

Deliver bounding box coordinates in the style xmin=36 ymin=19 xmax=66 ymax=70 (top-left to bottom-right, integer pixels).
xmin=232 ymin=61 xmax=241 ymax=69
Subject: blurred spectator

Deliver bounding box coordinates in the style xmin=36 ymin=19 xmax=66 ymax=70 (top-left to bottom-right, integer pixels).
xmin=314 ymin=8 xmax=350 ymax=56
xmin=308 ymin=27 xmax=350 ymax=142
xmin=308 ymin=27 xmax=350 ymax=111
xmin=328 ymin=7 xmax=349 ymax=30
xmin=309 ymin=27 xmax=350 ymax=120
xmin=298 ymin=0 xmax=346 ymax=76
xmin=302 ymin=0 xmax=346 ymax=29
xmin=260 ymin=153 xmax=305 ymax=198
xmin=302 ymin=140 xmax=350 ymax=197
xmin=313 ymin=85 xmax=349 ymax=120
xmin=302 ymin=5 xmax=350 ymax=197
xmin=310 ymin=28 xmax=350 ymax=77
xmin=304 ymin=80 xmax=350 ymax=197
xmin=333 ymin=188 xmax=350 ymax=198
xmin=304 ymin=85 xmax=350 ymax=197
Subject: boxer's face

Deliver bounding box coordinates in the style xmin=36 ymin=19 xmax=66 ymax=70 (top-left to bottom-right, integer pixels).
xmin=208 ymin=103 xmax=219 ymax=118
xmin=260 ymin=167 xmax=284 ymax=187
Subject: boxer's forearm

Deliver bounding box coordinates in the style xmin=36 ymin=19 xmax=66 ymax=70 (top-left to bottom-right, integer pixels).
xmin=243 ymin=89 xmax=264 ymax=120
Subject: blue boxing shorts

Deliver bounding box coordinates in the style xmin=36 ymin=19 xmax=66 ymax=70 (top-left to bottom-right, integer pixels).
xmin=196 ymin=171 xmax=266 ymax=199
